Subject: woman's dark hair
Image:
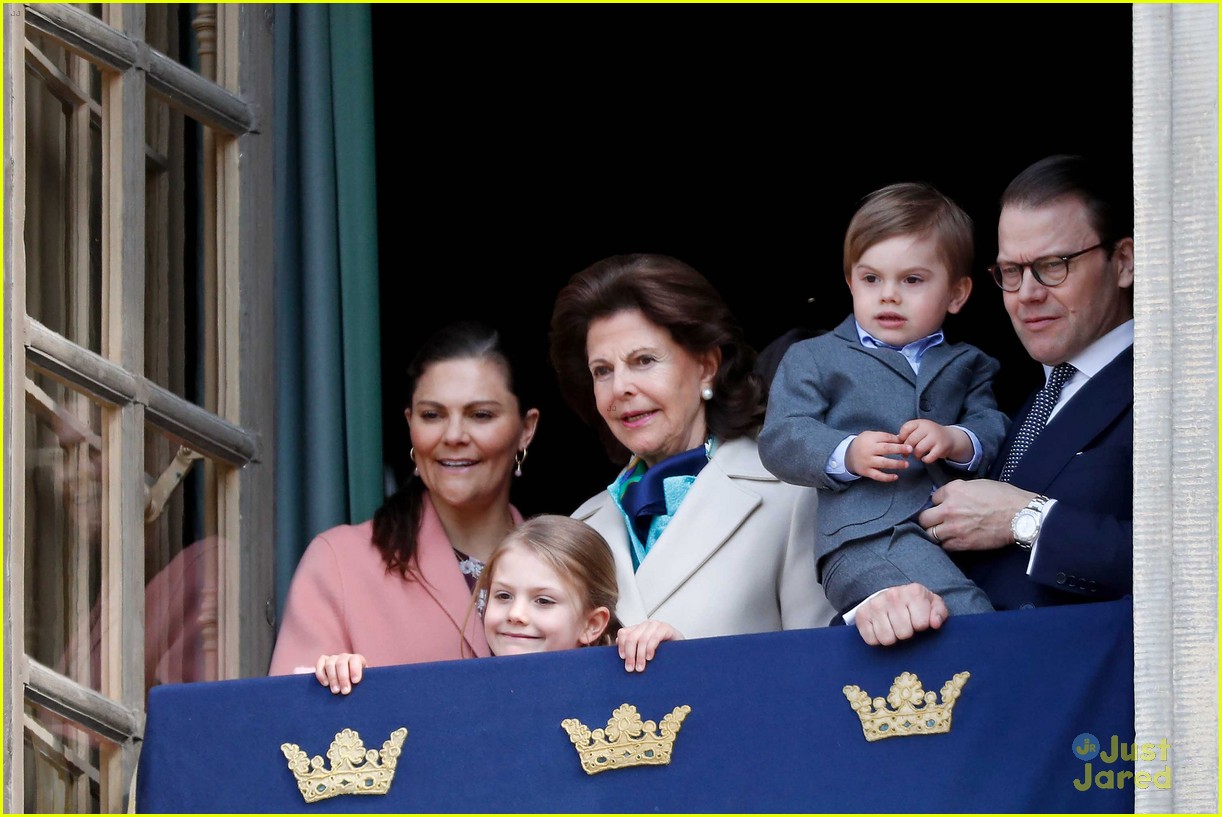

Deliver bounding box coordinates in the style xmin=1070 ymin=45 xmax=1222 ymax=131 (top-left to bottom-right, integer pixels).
xmin=548 ymin=253 xmax=764 ymax=464
xmin=373 ymin=321 xmax=531 ymax=578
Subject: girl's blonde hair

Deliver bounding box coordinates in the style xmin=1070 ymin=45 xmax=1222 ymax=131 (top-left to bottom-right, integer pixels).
xmin=463 ymin=515 xmax=622 ymax=656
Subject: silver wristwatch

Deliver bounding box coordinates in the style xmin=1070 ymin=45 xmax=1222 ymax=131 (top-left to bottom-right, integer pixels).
xmin=1011 ymin=495 xmax=1050 ymax=550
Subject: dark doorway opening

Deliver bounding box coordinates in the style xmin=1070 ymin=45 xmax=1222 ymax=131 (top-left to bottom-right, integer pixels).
xmin=372 ymin=4 xmax=1133 ymax=518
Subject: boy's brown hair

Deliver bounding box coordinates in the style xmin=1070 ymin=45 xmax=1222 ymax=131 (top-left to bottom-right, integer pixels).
xmin=843 ymin=182 xmax=974 ymax=280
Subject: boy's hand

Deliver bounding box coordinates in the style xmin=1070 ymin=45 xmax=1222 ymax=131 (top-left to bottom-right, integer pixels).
xmin=846 ymin=431 xmax=912 ymax=482
xmin=315 ymin=653 xmax=367 ymax=695
xmin=616 ymin=620 xmax=684 ymax=672
xmin=854 ymin=583 xmax=948 ymax=646
xmin=898 ymin=419 xmax=972 ymax=464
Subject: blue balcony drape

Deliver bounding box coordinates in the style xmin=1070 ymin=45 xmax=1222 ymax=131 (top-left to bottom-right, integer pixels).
xmin=138 ymin=599 xmax=1137 ymax=812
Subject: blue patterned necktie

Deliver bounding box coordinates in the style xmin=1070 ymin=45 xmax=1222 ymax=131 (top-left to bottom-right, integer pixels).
xmin=999 ymin=362 xmax=1076 ymax=483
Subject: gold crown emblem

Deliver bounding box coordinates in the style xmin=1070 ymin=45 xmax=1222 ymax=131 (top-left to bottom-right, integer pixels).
xmin=280 ymin=727 xmax=407 ymax=803
xmin=843 ymin=671 xmax=970 ymax=741
xmin=561 ymin=703 xmax=691 ymax=775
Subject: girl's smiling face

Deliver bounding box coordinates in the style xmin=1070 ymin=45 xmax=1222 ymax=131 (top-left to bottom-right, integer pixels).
xmin=482 ymin=543 xmax=608 ymax=656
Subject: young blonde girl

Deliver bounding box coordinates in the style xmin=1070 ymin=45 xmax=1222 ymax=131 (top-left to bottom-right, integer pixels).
xmin=316 ymin=515 xmax=681 ymax=694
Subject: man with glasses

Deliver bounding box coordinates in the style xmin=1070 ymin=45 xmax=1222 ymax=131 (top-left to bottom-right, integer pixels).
xmin=854 ymin=154 xmax=1134 ymax=645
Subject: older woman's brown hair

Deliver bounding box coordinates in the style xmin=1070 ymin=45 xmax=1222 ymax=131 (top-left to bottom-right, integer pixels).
xmin=549 ymin=253 xmax=764 ymax=464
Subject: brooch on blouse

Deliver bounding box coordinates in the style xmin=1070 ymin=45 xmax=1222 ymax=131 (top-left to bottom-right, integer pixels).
xmin=454 ymin=549 xmax=484 ymax=578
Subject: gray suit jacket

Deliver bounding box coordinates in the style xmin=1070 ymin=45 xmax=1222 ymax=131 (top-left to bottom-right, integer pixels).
xmin=572 ymin=436 xmax=836 ymax=639
xmin=758 ymin=316 xmax=1008 ymax=558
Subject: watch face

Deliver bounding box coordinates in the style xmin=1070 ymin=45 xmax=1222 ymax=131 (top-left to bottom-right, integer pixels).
xmin=1014 ymin=510 xmax=1039 ymax=540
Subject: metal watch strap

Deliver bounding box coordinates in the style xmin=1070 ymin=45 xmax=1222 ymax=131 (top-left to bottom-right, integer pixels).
xmin=1014 ymin=494 xmax=1050 ymax=550
xmin=1027 ymin=494 xmax=1050 ymax=515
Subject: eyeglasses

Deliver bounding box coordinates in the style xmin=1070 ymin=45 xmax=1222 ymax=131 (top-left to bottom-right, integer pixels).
xmin=989 ymin=243 xmax=1106 ymax=292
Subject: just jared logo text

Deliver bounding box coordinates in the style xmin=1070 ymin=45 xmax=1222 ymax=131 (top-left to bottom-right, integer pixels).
xmin=1071 ymin=732 xmax=1171 ymax=791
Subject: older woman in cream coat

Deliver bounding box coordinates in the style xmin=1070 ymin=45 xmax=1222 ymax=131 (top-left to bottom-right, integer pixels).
xmin=550 ymin=254 xmax=835 ymax=639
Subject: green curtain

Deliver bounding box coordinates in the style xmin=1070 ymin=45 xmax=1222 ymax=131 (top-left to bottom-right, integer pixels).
xmin=274 ymin=4 xmax=383 ymax=622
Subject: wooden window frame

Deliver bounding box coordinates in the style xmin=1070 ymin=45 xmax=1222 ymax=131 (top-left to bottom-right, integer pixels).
xmin=3 ymin=4 xmax=274 ymax=811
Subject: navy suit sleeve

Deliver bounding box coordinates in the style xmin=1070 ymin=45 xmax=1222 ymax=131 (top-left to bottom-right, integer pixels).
xmin=1029 ymin=504 xmax=1132 ymax=597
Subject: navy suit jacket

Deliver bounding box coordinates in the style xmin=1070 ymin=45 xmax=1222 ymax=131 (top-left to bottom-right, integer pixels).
xmin=954 ymin=346 xmax=1133 ymax=610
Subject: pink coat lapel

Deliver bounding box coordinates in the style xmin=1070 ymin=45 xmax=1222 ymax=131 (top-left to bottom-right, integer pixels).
xmin=413 ymin=494 xmax=521 ymax=660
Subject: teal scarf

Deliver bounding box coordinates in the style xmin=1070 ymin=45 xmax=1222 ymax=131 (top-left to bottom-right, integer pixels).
xmin=608 ymin=438 xmax=716 ymax=570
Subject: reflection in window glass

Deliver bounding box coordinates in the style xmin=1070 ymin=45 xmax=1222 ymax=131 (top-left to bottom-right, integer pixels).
xmin=144 ymin=428 xmax=224 ymax=689
xmin=24 ymin=371 xmax=229 ymax=697
xmin=142 ymin=90 xmax=195 ymax=402
xmin=23 ymin=701 xmax=107 ymax=813
xmin=25 ymin=372 xmax=104 ymax=694
xmin=24 ymin=40 xmax=102 ymax=353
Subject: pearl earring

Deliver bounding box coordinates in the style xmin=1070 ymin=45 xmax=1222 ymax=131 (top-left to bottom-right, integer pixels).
xmin=701 ymin=386 xmax=714 ymax=401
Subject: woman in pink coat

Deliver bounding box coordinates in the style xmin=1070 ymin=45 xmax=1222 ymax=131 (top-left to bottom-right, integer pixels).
xmin=268 ymin=321 xmax=540 ymax=676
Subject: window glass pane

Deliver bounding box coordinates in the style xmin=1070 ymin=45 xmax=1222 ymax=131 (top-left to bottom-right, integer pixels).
xmin=144 ymin=427 xmax=226 ymax=689
xmin=24 ymin=46 xmax=103 ymax=354
xmin=145 ymin=4 xmax=203 ymax=72
xmin=78 ymin=4 xmax=104 ymax=23
xmin=24 ymin=371 xmax=229 ymax=697
xmin=143 ymin=89 xmax=192 ymax=401
xmin=25 ymin=372 xmax=104 ymax=694
xmin=144 ymin=6 xmax=210 ymax=406
xmin=145 ymin=5 xmax=183 ymax=65
xmin=23 ymin=701 xmax=108 ymax=814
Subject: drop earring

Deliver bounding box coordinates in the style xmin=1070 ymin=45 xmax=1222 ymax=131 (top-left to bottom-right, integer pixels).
xmin=514 ymin=447 xmax=528 ymax=477
xmin=410 ymin=446 xmax=419 ymax=477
